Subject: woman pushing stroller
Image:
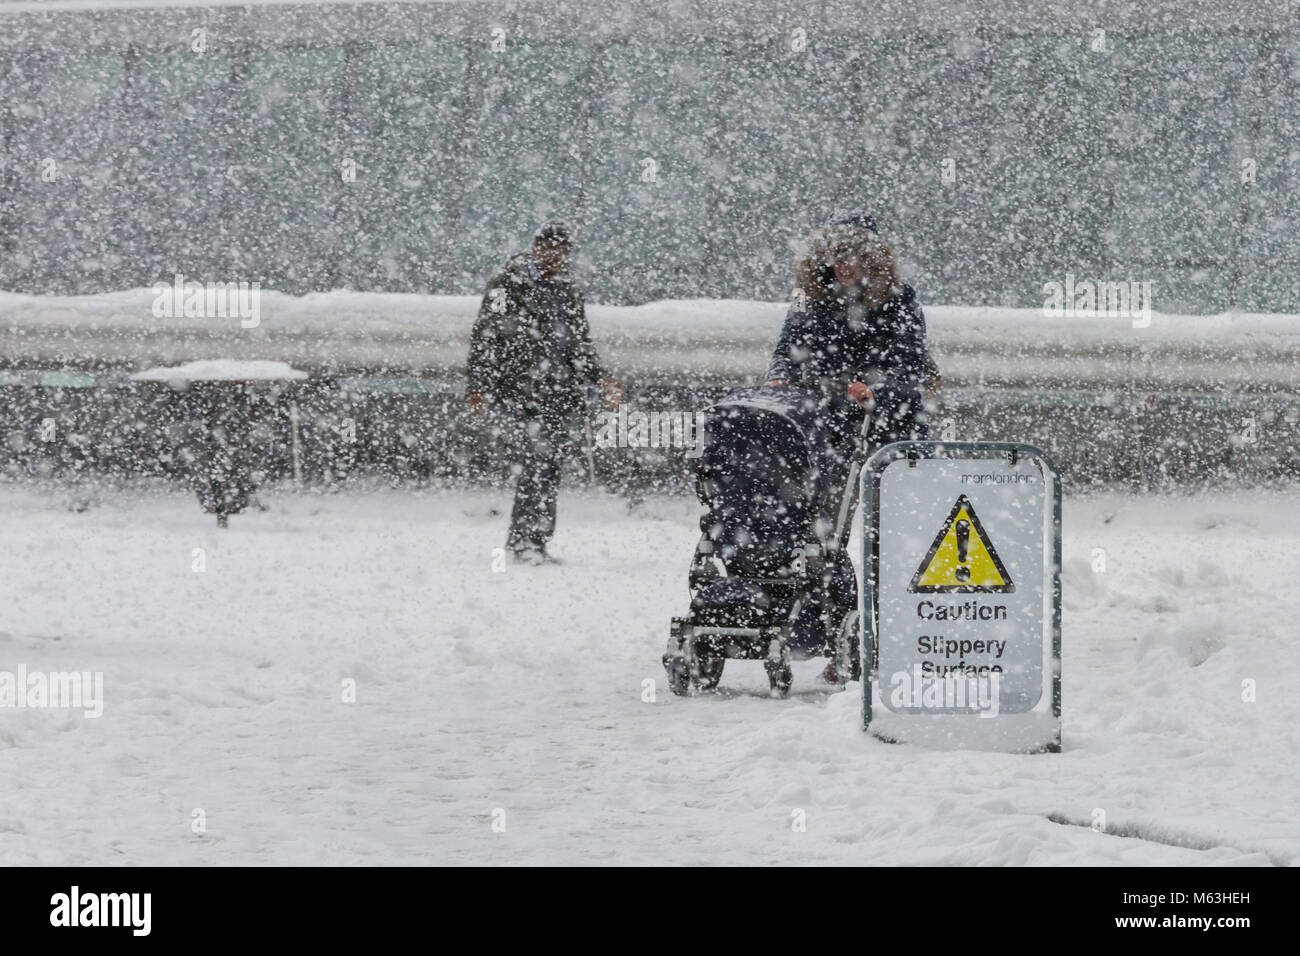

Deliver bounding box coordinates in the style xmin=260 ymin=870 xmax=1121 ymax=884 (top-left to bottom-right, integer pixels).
xmin=663 ymin=214 xmax=941 ymax=695
xmin=765 ymin=213 xmax=940 ymax=684
xmin=766 ymin=212 xmax=937 ymax=458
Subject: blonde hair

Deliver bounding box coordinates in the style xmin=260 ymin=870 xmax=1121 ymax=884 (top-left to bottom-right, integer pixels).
xmin=794 ymin=223 xmax=901 ymax=306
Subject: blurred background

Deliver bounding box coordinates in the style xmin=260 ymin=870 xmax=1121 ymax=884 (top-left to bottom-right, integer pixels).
xmin=1 ymin=0 xmax=1296 ymax=311
xmin=1 ymin=0 xmax=1298 ymax=495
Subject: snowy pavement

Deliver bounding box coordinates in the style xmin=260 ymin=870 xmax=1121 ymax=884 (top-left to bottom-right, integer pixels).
xmin=1 ymin=482 xmax=1296 ymax=865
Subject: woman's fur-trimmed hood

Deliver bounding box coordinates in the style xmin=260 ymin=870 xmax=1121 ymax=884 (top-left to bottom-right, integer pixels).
xmin=793 ymin=221 xmax=901 ymax=307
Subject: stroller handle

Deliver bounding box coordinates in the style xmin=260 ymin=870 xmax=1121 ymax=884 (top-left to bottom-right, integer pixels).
xmin=826 ymin=400 xmax=875 ymax=558
xmin=858 ymin=397 xmax=876 ymax=429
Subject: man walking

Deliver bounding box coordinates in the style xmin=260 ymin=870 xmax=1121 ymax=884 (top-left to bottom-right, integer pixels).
xmin=466 ymin=221 xmax=624 ymax=564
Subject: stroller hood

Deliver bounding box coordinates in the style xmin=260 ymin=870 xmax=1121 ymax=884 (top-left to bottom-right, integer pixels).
xmin=694 ymin=386 xmax=847 ymax=573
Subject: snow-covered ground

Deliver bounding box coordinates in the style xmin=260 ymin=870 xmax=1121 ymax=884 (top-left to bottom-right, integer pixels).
xmin=1 ymin=481 xmax=1296 ymax=865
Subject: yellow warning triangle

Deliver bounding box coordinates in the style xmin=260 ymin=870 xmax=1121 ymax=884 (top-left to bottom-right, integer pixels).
xmin=908 ymin=494 xmax=1014 ymax=593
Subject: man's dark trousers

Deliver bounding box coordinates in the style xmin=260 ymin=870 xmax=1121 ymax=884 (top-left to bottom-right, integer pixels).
xmin=506 ymin=406 xmax=573 ymax=554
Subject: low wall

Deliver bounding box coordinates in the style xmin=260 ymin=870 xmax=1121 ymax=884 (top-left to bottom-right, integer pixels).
xmin=2 ymin=291 xmax=1299 ymax=491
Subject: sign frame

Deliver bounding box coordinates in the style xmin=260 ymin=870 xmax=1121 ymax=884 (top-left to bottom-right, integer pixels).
xmin=860 ymin=441 xmax=1062 ymax=753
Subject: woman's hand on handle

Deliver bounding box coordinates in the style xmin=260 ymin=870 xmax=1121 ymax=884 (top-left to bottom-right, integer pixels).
xmin=846 ymin=381 xmax=873 ymax=406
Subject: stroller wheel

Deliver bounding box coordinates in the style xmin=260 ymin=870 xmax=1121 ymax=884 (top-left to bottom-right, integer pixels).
xmin=764 ymin=660 xmax=793 ymax=697
xmin=664 ymin=654 xmax=692 ymax=697
xmin=665 ymin=620 xmax=723 ymax=696
xmin=695 ymin=652 xmax=724 ymax=692
xmin=663 ymin=625 xmax=725 ymax=696
xmin=764 ymin=637 xmax=793 ymax=698
xmin=662 ymin=647 xmax=723 ymax=695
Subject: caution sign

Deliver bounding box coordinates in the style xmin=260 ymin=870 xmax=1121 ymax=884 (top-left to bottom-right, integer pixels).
xmin=862 ymin=442 xmax=1061 ymax=753
xmin=909 ymin=494 xmax=1013 ymax=593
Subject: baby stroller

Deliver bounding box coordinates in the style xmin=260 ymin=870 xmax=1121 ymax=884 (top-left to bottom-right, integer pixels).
xmin=663 ymin=384 xmax=873 ymax=697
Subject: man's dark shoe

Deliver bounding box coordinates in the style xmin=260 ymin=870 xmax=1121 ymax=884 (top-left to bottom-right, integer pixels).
xmin=513 ymin=545 xmax=544 ymax=566
xmin=512 ymin=544 xmax=561 ymax=566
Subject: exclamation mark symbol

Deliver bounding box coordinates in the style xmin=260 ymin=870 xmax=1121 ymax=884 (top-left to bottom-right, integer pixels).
xmin=954 ymin=518 xmax=971 ymax=582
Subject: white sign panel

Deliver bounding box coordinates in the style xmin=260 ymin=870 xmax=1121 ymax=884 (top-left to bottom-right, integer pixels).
xmin=863 ymin=443 xmax=1060 ymax=752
